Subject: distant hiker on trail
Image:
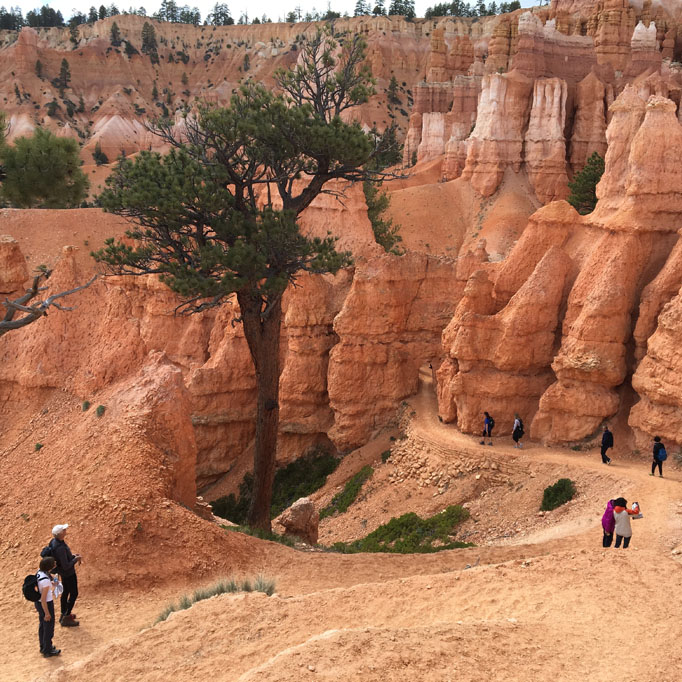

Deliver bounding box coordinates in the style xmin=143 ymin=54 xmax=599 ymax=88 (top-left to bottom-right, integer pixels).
xmin=613 ymin=497 xmax=638 ymax=549
xmin=34 ymin=556 xmax=61 ymax=657
xmin=47 ymin=524 xmax=82 ymax=627
xmin=600 ymin=425 xmax=614 ymax=465
xmin=651 ymin=436 xmax=667 ymax=477
xmin=480 ymin=412 xmax=494 ymax=446
xmin=512 ymin=414 xmax=524 ymax=448
xmin=601 ymin=499 xmax=616 ymax=547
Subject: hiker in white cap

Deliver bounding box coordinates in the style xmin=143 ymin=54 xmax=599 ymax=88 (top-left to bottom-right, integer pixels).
xmin=48 ymin=524 xmax=82 ymax=627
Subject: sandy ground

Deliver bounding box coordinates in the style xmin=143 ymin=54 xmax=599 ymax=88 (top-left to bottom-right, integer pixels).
xmin=3 ymin=367 xmax=681 ymax=682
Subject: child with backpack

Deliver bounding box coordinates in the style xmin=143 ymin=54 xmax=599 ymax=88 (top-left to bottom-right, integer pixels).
xmin=480 ymin=412 xmax=494 ymax=446
xmin=512 ymin=414 xmax=524 ymax=448
xmin=651 ymin=436 xmax=667 ymax=477
xmin=23 ymin=557 xmax=62 ymax=657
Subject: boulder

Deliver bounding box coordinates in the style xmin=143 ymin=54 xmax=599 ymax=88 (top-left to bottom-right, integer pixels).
xmin=278 ymin=497 xmax=319 ymax=545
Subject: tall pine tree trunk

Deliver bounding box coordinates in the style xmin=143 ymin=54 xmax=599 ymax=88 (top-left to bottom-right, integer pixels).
xmin=238 ymin=291 xmax=282 ymax=532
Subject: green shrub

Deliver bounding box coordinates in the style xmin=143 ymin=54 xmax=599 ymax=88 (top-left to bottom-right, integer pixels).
xmin=211 ymin=447 xmax=340 ymax=523
xmin=82 ymin=400 xmax=90 ymax=411
xmin=35 ymin=443 xmax=43 ymax=451
xmin=320 ymin=466 xmax=373 ymax=519
xmin=381 ymin=449 xmax=391 ymax=463
xmin=567 ymin=151 xmax=605 ymax=215
xmin=95 ymin=405 xmax=106 ymax=417
xmin=155 ymin=574 xmax=275 ymax=623
xmin=330 ymin=505 xmax=472 ymax=554
xmin=540 ymin=478 xmax=576 ymax=511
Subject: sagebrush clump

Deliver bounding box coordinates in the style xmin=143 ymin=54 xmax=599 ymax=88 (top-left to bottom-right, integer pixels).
xmin=330 ymin=505 xmax=472 ymax=554
xmin=541 ymin=478 xmax=576 ymax=511
xmin=155 ymin=574 xmax=276 ymax=623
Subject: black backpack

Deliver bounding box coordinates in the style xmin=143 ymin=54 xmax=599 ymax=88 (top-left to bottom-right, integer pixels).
xmin=22 ymin=572 xmax=43 ymax=602
xmin=516 ymin=418 xmax=524 ymax=435
xmin=40 ymin=538 xmax=57 ymax=559
xmin=488 ymin=416 xmax=495 ymax=430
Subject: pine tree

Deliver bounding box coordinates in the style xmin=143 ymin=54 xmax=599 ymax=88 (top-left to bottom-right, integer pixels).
xmin=1 ymin=128 xmax=89 ymax=208
xmin=110 ymin=21 xmax=121 ymax=46
xmin=95 ymin=29 xmax=398 ymax=532
xmin=59 ymin=58 xmax=71 ymax=94
xmin=141 ymin=21 xmax=158 ymax=63
xmin=98 ymin=4 xmax=107 ymax=19
xmin=354 ymin=0 xmax=369 ymax=15
xmin=35 ymin=59 xmax=43 ymax=78
xmin=567 ymin=151 xmax=605 ymax=215
xmin=88 ymin=6 xmax=98 ymax=22
xmin=372 ymin=0 xmax=386 ymax=14
xmin=387 ymin=75 xmax=400 ymax=105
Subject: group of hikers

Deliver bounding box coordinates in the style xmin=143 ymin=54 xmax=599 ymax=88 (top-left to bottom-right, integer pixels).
xmin=480 ymin=412 xmax=525 ymax=448
xmin=601 ymin=497 xmax=642 ymax=548
xmin=599 ymin=425 xmax=668 ymax=476
xmin=23 ymin=524 xmax=82 ymax=658
xmin=480 ymin=414 xmax=669 ymax=476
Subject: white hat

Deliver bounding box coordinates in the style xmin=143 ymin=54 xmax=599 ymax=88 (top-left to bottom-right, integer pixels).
xmin=52 ymin=524 xmax=69 ymax=536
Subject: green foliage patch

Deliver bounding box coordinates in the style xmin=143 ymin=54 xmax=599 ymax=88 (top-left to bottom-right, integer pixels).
xmin=567 ymin=151 xmax=605 ymax=215
xmin=330 ymin=505 xmax=472 ymax=554
xmin=540 ymin=478 xmax=576 ymax=511
xmin=320 ymin=465 xmax=373 ymax=519
xmin=211 ymin=448 xmax=340 ymax=523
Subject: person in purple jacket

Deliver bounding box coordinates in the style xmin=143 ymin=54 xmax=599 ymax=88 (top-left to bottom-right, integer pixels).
xmin=601 ymin=499 xmax=616 ymax=547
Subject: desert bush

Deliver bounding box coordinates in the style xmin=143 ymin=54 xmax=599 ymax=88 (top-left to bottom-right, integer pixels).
xmin=155 ymin=574 xmax=275 ymax=623
xmin=381 ymin=449 xmax=391 ymax=463
xmin=82 ymin=400 xmax=90 ymax=411
xmin=211 ymin=447 xmax=340 ymax=523
xmin=320 ymin=466 xmax=373 ymax=519
xmin=35 ymin=443 xmax=43 ymax=451
xmin=330 ymin=505 xmax=472 ymax=554
xmin=95 ymin=405 xmax=106 ymax=417
xmin=540 ymin=478 xmax=576 ymax=511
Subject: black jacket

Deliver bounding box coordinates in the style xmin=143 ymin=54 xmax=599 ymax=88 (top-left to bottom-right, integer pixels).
xmin=601 ymin=430 xmax=614 ymax=448
xmin=653 ymin=442 xmax=666 ymax=461
xmin=50 ymin=538 xmax=78 ymax=577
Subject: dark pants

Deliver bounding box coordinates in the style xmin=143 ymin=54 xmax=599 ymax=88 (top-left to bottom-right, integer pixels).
xmin=600 ymin=446 xmax=611 ymax=463
xmin=60 ymin=573 xmax=78 ymax=618
xmin=35 ymin=600 xmax=55 ymax=652
xmin=615 ymin=534 xmax=631 ymax=549
xmin=652 ymin=459 xmax=663 ymax=476
xmin=602 ymin=531 xmax=613 ymax=547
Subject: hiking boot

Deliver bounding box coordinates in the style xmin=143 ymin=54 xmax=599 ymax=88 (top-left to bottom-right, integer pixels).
xmin=42 ymin=648 xmax=61 ymax=658
xmin=60 ymin=616 xmax=79 ymax=627
xmin=479 ymin=440 xmax=485 ymax=445
xmin=488 ymin=442 xmax=493 ymax=446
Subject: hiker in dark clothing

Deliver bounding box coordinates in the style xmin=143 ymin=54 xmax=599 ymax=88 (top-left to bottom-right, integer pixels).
xmin=651 ymin=436 xmax=666 ymax=477
xmin=480 ymin=412 xmax=494 ymax=446
xmin=512 ymin=414 xmax=524 ymax=449
xmin=600 ymin=425 xmax=613 ymax=465
xmin=49 ymin=524 xmax=82 ymax=626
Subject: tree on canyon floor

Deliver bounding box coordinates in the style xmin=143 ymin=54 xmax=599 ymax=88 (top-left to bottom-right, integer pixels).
xmin=93 ymin=27 xmax=400 ymax=532
xmin=567 ymin=151 xmax=605 ymax=215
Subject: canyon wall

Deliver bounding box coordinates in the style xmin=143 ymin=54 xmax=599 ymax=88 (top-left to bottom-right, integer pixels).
xmin=409 ymin=0 xmax=682 ymax=206
xmin=437 ymin=85 xmax=682 ymax=450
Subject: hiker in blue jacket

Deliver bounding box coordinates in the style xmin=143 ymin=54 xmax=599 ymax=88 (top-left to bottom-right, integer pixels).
xmin=480 ymin=412 xmax=494 ymax=446
xmin=651 ymin=436 xmax=666 ymax=477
